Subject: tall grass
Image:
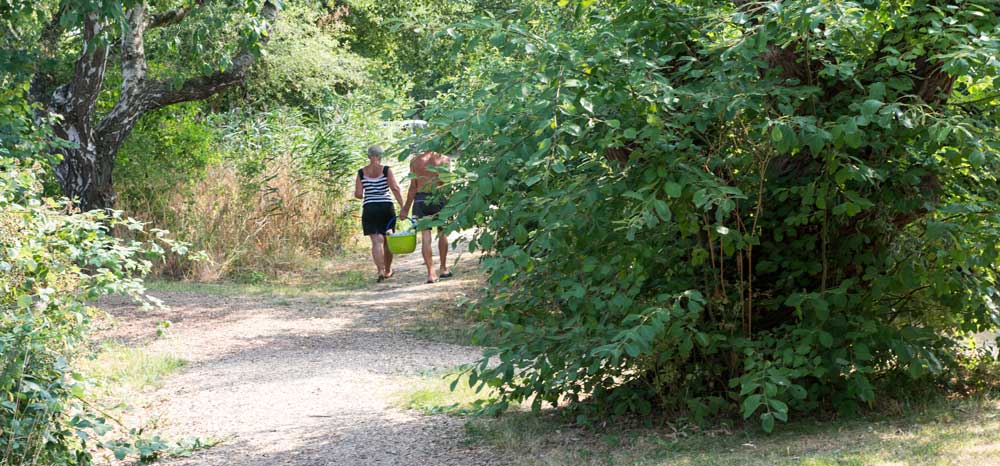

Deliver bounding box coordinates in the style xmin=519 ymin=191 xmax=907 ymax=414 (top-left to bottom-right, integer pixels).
xmin=113 ymin=100 xmax=401 ymax=281
xmin=119 ymin=157 xmax=358 ymax=281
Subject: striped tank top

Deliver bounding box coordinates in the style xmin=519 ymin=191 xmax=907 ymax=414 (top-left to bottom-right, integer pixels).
xmin=359 ymin=165 xmax=392 ymax=205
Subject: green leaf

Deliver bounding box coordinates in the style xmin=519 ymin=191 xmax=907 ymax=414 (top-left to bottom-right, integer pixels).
xmin=818 ymin=331 xmax=834 ymax=348
xmin=861 ymin=99 xmax=882 ymax=117
xmin=768 ymin=398 xmax=788 ymax=414
xmin=663 ymin=182 xmax=683 ymax=198
xmin=854 ymin=343 xmax=873 ymax=361
xmin=761 ymin=412 xmax=775 ymax=433
xmin=969 ymin=150 xmax=986 ymax=167
xmin=742 ymin=394 xmax=763 ymax=418
xmin=479 ymin=177 xmax=494 ymax=196
xmin=580 ymin=97 xmax=594 ymax=114
xmin=652 ymin=199 xmax=672 ymax=223
xmin=805 ymin=131 xmax=825 ymax=154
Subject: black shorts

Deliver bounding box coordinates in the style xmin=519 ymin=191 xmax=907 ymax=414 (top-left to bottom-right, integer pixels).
xmin=362 ymin=202 xmax=395 ymax=236
xmin=413 ymin=192 xmax=446 ymax=219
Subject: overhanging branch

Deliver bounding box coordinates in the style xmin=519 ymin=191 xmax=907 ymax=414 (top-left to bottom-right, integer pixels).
xmin=95 ymin=0 xmax=278 ymax=154
xmin=149 ymin=0 xmax=206 ymax=29
xmin=148 ymin=1 xmax=278 ymax=108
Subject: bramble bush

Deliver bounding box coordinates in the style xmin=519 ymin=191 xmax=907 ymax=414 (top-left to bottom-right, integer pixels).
xmin=1 ymin=157 xmax=195 ymax=463
xmin=422 ymin=0 xmax=1000 ymax=430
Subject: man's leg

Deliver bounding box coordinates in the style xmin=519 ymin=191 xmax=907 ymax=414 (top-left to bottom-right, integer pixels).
xmin=383 ymin=236 xmax=394 ymax=277
xmin=421 ymin=229 xmax=437 ymax=282
xmin=438 ymin=227 xmax=450 ymax=276
xmin=369 ymin=234 xmax=386 ymax=278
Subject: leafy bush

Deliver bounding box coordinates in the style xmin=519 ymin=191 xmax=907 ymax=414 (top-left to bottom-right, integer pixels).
xmin=425 ymin=1 xmax=1000 ymax=430
xmin=1 ymin=159 xmax=188 ymax=464
xmin=116 ymin=103 xmax=221 ymax=223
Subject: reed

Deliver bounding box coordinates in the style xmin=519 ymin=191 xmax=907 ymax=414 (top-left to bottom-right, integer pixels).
xmin=119 ymin=157 xmax=358 ymax=281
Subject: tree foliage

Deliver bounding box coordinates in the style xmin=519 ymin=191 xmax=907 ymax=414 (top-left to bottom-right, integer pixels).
xmin=423 ymin=0 xmax=1000 ymax=430
xmin=1 ymin=0 xmax=280 ymax=209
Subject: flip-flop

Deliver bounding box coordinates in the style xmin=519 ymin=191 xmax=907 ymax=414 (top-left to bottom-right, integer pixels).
xmin=439 ymin=271 xmax=453 ymax=279
xmin=383 ymin=271 xmax=394 ymax=279
xmin=377 ymin=275 xmax=386 ymax=283
xmin=426 ymin=278 xmax=439 ymax=284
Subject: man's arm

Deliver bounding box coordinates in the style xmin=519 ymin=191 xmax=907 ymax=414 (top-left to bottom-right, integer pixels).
xmin=401 ymin=177 xmax=418 ymax=219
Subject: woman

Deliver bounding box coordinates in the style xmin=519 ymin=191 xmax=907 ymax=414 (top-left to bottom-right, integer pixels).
xmin=354 ymin=145 xmax=404 ymax=281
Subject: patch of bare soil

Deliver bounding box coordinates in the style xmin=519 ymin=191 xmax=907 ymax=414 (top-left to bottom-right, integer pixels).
xmin=99 ymin=243 xmax=501 ymax=466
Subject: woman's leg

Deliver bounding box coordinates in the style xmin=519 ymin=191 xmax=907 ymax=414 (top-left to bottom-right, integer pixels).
xmin=383 ymin=236 xmax=394 ymax=277
xmin=369 ymin=234 xmax=386 ymax=277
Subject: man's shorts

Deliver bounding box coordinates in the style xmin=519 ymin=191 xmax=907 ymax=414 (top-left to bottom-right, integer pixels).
xmin=413 ymin=192 xmax=446 ymax=219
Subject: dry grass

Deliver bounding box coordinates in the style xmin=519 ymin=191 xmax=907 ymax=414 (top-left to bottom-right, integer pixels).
xmin=143 ymin=244 xmax=376 ymax=299
xmin=120 ymin=158 xmax=359 ymax=281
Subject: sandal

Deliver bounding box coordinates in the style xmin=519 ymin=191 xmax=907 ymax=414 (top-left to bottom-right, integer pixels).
xmin=426 ymin=278 xmax=439 ymax=284
xmin=383 ymin=270 xmax=394 ymax=279
xmin=439 ymin=271 xmax=453 ymax=279
xmin=377 ymin=275 xmax=386 ymax=283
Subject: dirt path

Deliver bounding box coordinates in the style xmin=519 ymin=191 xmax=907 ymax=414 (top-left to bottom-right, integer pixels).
xmin=100 ymin=244 xmax=500 ymax=466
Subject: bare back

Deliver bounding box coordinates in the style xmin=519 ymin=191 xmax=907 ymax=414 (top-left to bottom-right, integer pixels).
xmin=409 ymin=151 xmax=450 ymax=193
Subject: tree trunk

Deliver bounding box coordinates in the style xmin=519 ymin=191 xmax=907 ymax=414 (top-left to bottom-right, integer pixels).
xmin=29 ymin=1 xmax=278 ymax=211
xmin=51 ymin=123 xmax=117 ymax=211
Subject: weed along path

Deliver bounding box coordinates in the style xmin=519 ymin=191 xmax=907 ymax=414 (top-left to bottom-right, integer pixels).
xmin=98 ymin=243 xmax=500 ymax=466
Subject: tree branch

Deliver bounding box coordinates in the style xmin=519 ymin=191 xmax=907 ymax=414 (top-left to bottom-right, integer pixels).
xmin=149 ymin=0 xmax=206 ymax=29
xmin=122 ymin=3 xmax=149 ymax=89
xmin=147 ymin=1 xmax=278 ymax=109
xmin=50 ymin=11 xmax=110 ymax=125
xmin=94 ymin=1 xmax=278 ymax=156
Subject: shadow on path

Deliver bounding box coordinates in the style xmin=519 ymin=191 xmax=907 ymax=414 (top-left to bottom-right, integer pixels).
xmin=102 ymin=244 xmax=499 ymax=466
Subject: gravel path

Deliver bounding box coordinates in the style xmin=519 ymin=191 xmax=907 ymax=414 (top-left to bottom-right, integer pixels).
xmin=100 ymin=246 xmax=501 ymax=466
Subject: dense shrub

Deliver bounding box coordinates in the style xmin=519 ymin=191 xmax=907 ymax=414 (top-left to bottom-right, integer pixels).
xmin=424 ymin=1 xmax=1000 ymax=430
xmin=1 ymin=159 xmax=187 ymax=464
xmin=115 ymin=103 xmax=221 ymax=223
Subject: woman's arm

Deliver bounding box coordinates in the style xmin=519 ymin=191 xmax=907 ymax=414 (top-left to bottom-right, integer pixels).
xmin=353 ymin=174 xmax=364 ymax=199
xmin=387 ymin=168 xmax=404 ymax=206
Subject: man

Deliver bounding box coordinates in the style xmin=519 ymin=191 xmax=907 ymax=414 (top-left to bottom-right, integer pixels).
xmin=400 ymin=151 xmax=452 ymax=283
